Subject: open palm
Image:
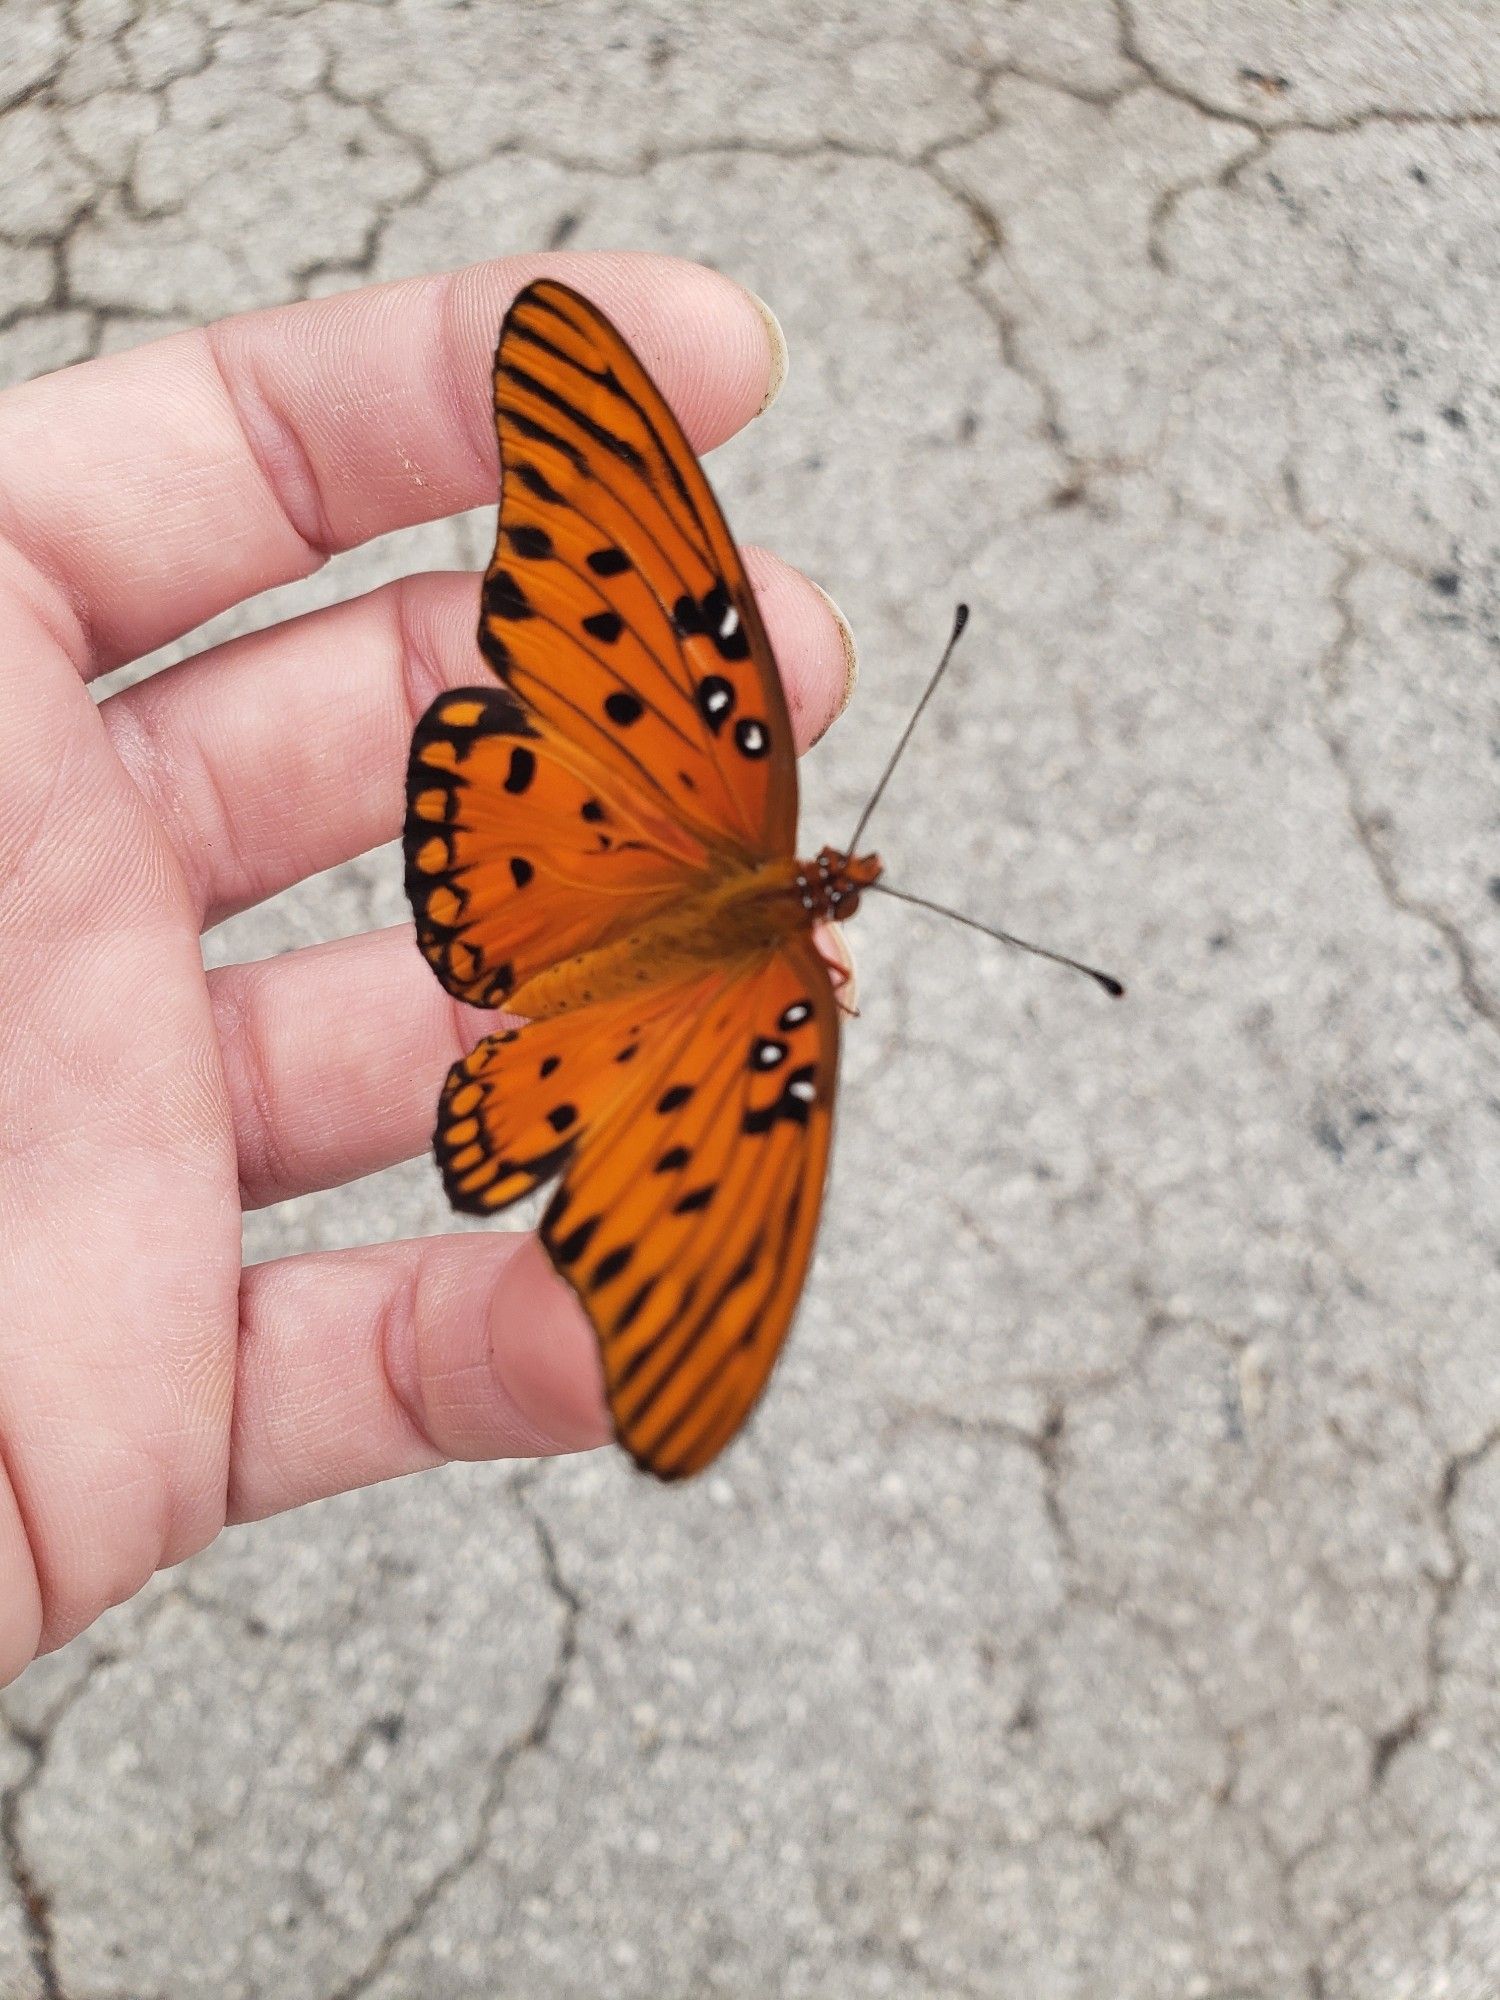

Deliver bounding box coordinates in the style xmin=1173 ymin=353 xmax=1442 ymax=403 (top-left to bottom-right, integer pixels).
xmin=0 ymin=252 xmax=848 ymax=1682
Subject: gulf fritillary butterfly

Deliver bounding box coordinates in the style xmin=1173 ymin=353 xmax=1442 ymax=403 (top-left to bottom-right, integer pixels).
xmin=404 ymin=279 xmax=1120 ymax=1480
xmin=401 ymin=277 xmax=880 ymax=1479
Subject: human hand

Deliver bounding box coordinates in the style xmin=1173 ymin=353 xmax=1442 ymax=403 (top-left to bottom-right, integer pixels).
xmin=0 ymin=252 xmax=852 ymax=1682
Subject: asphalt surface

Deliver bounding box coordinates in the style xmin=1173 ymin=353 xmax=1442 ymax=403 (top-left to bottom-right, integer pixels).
xmin=2 ymin=2 xmax=1499 ymax=1995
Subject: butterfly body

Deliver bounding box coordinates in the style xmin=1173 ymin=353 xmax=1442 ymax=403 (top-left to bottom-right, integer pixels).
xmin=405 ymin=278 xmax=863 ymax=1479
xmin=505 ymin=847 xmax=880 ymax=1020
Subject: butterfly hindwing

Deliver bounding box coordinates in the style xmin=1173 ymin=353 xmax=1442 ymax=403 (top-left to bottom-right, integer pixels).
xmin=540 ymin=936 xmax=840 ymax=1480
xmin=434 ymin=971 xmax=722 ymax=1213
xmin=482 ymin=279 xmax=800 ymax=866
xmin=405 ymin=684 xmax=700 ymax=1009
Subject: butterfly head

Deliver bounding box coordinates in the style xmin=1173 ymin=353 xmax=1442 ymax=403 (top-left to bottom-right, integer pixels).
xmin=805 ymin=845 xmax=882 ymax=924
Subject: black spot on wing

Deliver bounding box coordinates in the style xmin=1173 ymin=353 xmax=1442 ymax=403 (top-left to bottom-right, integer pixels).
xmin=587 ymin=545 xmax=630 ymax=577
xmin=671 ymin=584 xmax=751 ymax=662
xmin=481 ymin=961 xmax=515 ymax=1007
xmin=742 ymin=1063 xmax=818 ymax=1135
xmin=616 ymin=1277 xmax=656 ymax=1333
xmin=484 ymin=569 xmax=533 ymax=621
xmin=552 ymin=1215 xmax=599 ymax=1268
xmin=604 ymin=691 xmax=644 ymax=726
xmin=512 ymin=459 xmax=566 ymax=504
xmin=507 ymin=524 xmax=553 ymax=559
xmin=701 ymin=582 xmax=751 ymax=661
xmin=696 ymin=675 xmax=735 ymax=734
xmin=592 ymin=1244 xmax=634 ymax=1288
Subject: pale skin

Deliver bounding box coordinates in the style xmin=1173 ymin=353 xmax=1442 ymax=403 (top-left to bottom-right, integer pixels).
xmin=0 ymin=252 xmax=853 ymax=1684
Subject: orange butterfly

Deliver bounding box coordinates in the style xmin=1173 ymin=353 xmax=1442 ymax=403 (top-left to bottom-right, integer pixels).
xmin=402 ymin=278 xmax=879 ymax=1480
xmin=405 ymin=280 xmax=1120 ymax=1481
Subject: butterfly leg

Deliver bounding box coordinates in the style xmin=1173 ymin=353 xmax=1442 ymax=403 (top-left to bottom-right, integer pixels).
xmin=814 ymin=922 xmax=860 ymax=1018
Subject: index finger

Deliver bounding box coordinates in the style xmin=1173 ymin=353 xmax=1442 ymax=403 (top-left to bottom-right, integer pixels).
xmin=0 ymin=253 xmax=785 ymax=680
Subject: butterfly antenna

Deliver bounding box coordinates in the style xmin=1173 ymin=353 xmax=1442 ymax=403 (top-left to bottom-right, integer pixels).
xmin=868 ymin=882 xmax=1125 ymax=998
xmin=845 ymin=603 xmax=969 ymax=856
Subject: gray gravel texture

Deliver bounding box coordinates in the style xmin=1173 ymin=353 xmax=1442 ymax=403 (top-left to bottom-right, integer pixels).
xmin=3 ymin=2 xmax=1500 ymax=1996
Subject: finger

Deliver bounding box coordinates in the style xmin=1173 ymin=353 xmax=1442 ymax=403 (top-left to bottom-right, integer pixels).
xmin=0 ymin=253 xmax=784 ymax=678
xmin=211 ymin=925 xmax=474 ymax=1211
xmin=230 ymin=1233 xmax=610 ymax=1523
xmin=105 ymin=546 xmax=856 ymax=927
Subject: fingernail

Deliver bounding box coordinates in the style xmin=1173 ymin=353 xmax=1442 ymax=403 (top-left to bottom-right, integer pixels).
xmin=809 ymin=579 xmax=858 ymax=739
xmin=745 ymin=288 xmax=789 ymax=415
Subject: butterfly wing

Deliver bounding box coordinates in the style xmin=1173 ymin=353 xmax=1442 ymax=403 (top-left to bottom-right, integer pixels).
xmin=482 ymin=278 xmax=799 ymax=865
xmin=432 ymin=935 xmax=839 ymax=1478
xmin=406 ymin=684 xmax=702 ymax=1008
xmin=404 ymin=278 xmax=801 ymax=1010
xmin=434 ymin=966 xmax=721 ymax=1213
xmin=544 ymin=935 xmax=839 ymax=1479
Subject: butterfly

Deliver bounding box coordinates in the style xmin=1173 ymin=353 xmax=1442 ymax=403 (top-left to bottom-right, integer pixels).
xmin=403 ymin=278 xmax=880 ymax=1481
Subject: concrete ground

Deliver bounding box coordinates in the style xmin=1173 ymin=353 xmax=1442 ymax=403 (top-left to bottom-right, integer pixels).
xmin=3 ymin=2 xmax=1499 ymax=1994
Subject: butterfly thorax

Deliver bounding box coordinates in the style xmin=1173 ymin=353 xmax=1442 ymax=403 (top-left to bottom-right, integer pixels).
xmin=507 ymin=849 xmax=881 ymax=1021
xmin=799 ymin=845 xmax=882 ymax=924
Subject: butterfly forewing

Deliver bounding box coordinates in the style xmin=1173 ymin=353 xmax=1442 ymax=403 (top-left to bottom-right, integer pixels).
xmin=483 ymin=279 xmax=799 ymax=864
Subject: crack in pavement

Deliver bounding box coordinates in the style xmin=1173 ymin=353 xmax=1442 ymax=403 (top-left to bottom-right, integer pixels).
xmin=1300 ymin=521 xmax=1500 ymax=1037
xmin=0 ymin=1640 xmax=132 ymax=2000
xmin=1369 ymin=1427 xmax=1500 ymax=1789
xmin=1115 ymin=0 xmax=1500 ymax=135
xmin=0 ymin=1723 xmax=66 ymax=2000
xmin=320 ymin=1478 xmax=582 ymax=2000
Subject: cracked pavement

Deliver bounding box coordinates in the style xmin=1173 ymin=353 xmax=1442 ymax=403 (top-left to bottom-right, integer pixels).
xmin=2 ymin=0 xmax=1499 ymax=1993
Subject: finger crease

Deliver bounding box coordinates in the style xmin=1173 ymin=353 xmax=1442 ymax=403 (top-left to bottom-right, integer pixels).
xmin=374 ymin=1250 xmax=442 ymax=1461
xmin=392 ymin=571 xmax=462 ymax=729
xmin=105 ymin=694 xmax=229 ymax=920
xmin=433 ymin=266 xmax=503 ymax=501
xmin=199 ymin=322 xmax=340 ymax=566
xmin=0 ymin=524 xmax=96 ymax=677
xmin=214 ymin=969 xmax=298 ymax=1210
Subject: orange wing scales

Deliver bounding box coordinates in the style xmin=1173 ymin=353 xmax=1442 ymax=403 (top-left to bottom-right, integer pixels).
xmin=435 ymin=971 xmax=723 ymax=1214
xmin=405 ymin=684 xmax=692 ymax=1010
xmin=405 ymin=279 xmax=843 ymax=1480
xmin=539 ymin=939 xmax=839 ymax=1480
xmin=482 ymin=280 xmax=798 ymax=863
